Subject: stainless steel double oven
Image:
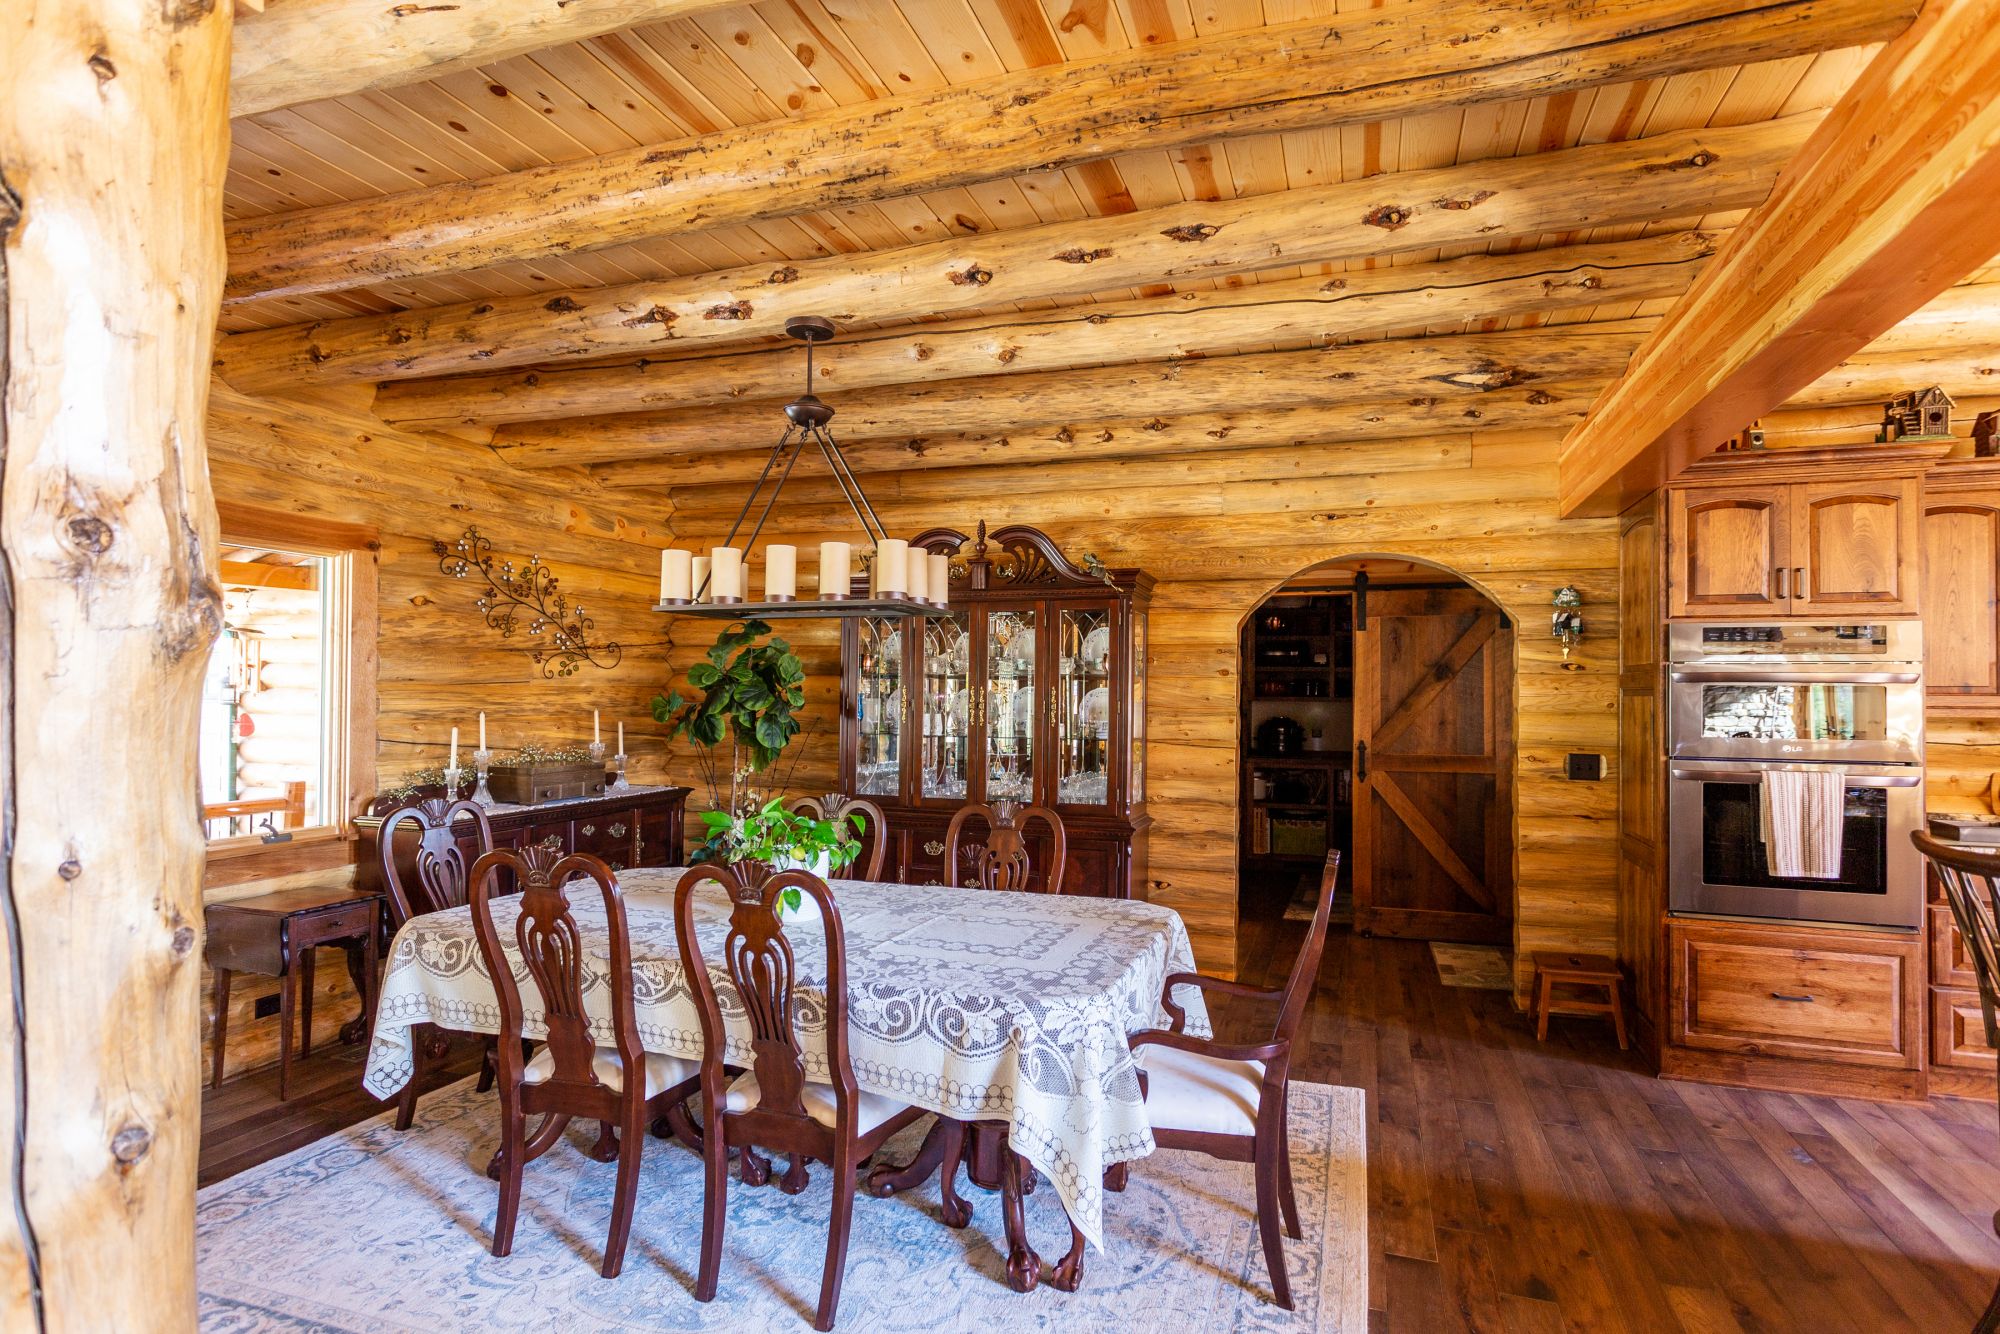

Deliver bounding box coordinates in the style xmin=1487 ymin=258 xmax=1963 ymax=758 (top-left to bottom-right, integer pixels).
xmin=1666 ymin=621 xmax=1924 ymax=930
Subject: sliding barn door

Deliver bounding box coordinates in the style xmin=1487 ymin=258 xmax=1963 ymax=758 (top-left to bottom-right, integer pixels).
xmin=1353 ymin=588 xmax=1514 ymax=943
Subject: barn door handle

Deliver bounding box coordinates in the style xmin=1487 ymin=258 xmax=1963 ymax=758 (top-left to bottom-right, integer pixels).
xmin=1355 ymin=742 xmax=1367 ymax=783
xmin=1770 ymin=991 xmax=1814 ymax=1003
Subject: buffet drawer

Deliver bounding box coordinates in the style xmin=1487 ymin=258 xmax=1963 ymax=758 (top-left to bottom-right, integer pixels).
xmin=1669 ymin=919 xmax=1920 ymax=1069
xmin=1930 ymin=986 xmax=1998 ymax=1070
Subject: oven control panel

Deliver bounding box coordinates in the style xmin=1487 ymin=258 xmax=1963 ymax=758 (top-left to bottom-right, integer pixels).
xmin=1669 ymin=620 xmax=1918 ymax=663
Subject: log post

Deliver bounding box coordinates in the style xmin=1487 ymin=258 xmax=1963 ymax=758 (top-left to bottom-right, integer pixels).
xmin=0 ymin=0 xmax=232 ymax=1328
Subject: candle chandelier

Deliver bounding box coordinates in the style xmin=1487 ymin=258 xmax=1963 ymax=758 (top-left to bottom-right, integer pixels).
xmin=654 ymin=315 xmax=947 ymax=621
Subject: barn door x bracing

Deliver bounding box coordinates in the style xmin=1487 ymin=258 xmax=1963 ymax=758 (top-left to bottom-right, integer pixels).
xmin=1353 ymin=588 xmax=1514 ymax=943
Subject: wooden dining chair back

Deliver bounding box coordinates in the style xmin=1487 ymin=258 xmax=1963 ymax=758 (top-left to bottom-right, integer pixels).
xmin=467 ymin=844 xmax=698 ymax=1279
xmin=675 ymin=860 xmax=923 ymax=1331
xmin=1913 ymin=831 xmax=2000 ymax=1334
xmin=786 ymin=793 xmax=889 ymax=881
xmin=1129 ymin=848 xmax=1341 ymax=1310
xmin=943 ymin=799 xmax=1067 ymax=893
xmin=376 ymin=796 xmax=494 ymax=930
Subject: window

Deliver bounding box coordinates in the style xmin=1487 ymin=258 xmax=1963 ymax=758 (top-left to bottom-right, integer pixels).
xmin=201 ymin=505 xmax=377 ymax=858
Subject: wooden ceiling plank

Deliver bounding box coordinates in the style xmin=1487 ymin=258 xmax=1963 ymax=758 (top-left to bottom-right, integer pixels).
xmin=890 ymin=0 xmax=1013 ymax=81
xmin=230 ymin=0 xmax=745 ymax=119
xmin=376 ymin=231 xmax=1717 ymax=423
xmin=215 ymin=115 xmax=1807 ymax=393
xmin=1557 ymin=0 xmax=2000 ymax=517
xmin=220 ymin=0 xmax=1914 ymax=304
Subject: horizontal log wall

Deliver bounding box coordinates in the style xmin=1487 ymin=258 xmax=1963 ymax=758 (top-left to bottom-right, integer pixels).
xmin=670 ymin=427 xmax=1621 ymax=994
xmin=201 ymin=382 xmax=677 ymax=1077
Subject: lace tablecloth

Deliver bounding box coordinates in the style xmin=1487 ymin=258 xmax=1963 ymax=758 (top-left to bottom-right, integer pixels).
xmin=363 ymin=868 xmax=1211 ymax=1249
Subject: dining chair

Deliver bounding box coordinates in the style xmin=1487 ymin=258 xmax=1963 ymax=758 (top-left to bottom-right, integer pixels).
xmin=377 ymin=795 xmax=500 ymax=1127
xmin=943 ymin=799 xmax=1067 ymax=893
xmin=1912 ymin=831 xmax=2000 ymax=1334
xmin=468 ymin=844 xmax=702 ymax=1279
xmin=1128 ymin=847 xmax=1340 ymax=1310
xmin=676 ymin=860 xmax=927 ymax=1331
xmin=786 ymin=793 xmax=889 ymax=881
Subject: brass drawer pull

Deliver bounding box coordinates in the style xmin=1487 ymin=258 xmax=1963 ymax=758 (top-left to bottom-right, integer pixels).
xmin=538 ymin=834 xmax=564 ymax=852
xmin=609 ymin=822 xmax=628 ymax=838
xmin=580 ymin=823 xmax=595 ymax=836
xmin=1770 ymin=991 xmax=1814 ymax=1003
xmin=924 ymin=839 xmax=945 ymax=856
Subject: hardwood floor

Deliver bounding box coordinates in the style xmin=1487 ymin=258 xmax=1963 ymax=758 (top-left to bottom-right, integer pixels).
xmin=1217 ymin=910 xmax=2000 ymax=1333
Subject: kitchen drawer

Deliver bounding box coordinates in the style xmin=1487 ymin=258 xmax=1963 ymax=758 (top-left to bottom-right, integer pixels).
xmin=1930 ymin=986 xmax=1997 ymax=1070
xmin=1930 ymin=903 xmax=1981 ymax=990
xmin=1669 ymin=919 xmax=1921 ymax=1069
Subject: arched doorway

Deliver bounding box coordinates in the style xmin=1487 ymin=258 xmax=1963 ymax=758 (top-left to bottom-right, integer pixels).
xmin=1238 ymin=556 xmax=1516 ymax=943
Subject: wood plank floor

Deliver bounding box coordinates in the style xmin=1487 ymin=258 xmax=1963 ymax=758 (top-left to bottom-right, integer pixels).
xmin=199 ymin=897 xmax=2000 ymax=1332
xmin=1218 ymin=904 xmax=2000 ymax=1334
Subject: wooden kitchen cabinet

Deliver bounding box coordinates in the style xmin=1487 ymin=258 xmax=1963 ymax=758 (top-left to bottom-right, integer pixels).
xmin=1920 ymin=459 xmax=2000 ymax=711
xmin=1664 ymin=443 xmax=1943 ymax=621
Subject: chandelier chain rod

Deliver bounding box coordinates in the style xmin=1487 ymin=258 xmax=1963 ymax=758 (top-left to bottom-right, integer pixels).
xmin=813 ymin=427 xmax=890 ymax=546
xmin=734 ymin=428 xmax=814 ymax=561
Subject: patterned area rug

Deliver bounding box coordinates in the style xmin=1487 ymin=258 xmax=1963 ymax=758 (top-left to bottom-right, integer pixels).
xmin=1428 ymin=942 xmax=1514 ymax=991
xmin=198 ymin=1076 xmax=1367 ymax=1332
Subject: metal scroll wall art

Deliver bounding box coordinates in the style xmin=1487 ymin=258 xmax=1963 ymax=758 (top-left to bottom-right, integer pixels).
xmin=435 ymin=526 xmax=623 ymax=678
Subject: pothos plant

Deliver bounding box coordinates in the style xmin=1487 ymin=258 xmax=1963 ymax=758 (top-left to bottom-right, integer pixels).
xmin=696 ymin=799 xmax=865 ymax=913
xmin=653 ymin=618 xmax=812 ymax=822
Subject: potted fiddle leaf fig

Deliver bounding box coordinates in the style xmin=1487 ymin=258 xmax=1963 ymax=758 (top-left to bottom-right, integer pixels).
xmin=653 ymin=617 xmax=816 ymax=835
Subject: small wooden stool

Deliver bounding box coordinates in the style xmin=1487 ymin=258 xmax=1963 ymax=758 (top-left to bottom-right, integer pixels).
xmin=1530 ymin=951 xmax=1628 ymax=1050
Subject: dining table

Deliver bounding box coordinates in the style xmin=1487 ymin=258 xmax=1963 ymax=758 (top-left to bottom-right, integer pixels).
xmin=362 ymin=866 xmax=1212 ymax=1290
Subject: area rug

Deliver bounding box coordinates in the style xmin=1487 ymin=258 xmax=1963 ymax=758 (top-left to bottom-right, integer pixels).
xmin=197 ymin=1076 xmax=1367 ymax=1332
xmin=1428 ymin=942 xmax=1513 ymax=990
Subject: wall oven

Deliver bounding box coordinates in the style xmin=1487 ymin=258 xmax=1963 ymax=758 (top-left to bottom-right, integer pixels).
xmin=1666 ymin=621 xmax=1924 ymax=930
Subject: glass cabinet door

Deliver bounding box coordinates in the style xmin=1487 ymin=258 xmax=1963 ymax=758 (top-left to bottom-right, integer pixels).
xmin=919 ymin=613 xmax=971 ymax=801
xmin=853 ymin=617 xmax=903 ymax=797
xmin=982 ymin=607 xmax=1038 ymax=804
xmin=1055 ymin=604 xmax=1115 ymax=807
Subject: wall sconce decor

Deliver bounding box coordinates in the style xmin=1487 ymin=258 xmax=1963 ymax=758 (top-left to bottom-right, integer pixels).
xmin=435 ymin=526 xmax=623 ymax=678
xmin=1551 ymin=586 xmax=1584 ymax=671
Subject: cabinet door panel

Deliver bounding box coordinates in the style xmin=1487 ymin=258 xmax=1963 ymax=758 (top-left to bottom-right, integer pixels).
xmin=1667 ymin=487 xmax=1788 ymax=618
xmin=1923 ymin=499 xmax=2000 ymax=704
xmin=1795 ymin=478 xmax=1919 ymax=614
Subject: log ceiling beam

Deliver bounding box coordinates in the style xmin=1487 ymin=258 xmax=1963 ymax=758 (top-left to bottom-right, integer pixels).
xmin=488 ymin=323 xmax=1654 ymax=467
xmin=1556 ymin=0 xmax=2000 ymax=517
xmin=372 ymin=231 xmax=1718 ymax=425
xmin=220 ymin=0 xmax=1912 ymax=303
xmin=588 ymin=383 xmax=1613 ymax=490
xmin=222 ymin=116 xmax=1807 ymax=400
xmin=229 ymin=0 xmax=737 ymax=120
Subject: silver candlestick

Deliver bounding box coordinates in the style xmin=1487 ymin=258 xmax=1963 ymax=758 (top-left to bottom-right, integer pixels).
xmin=470 ymin=747 xmax=497 ymax=807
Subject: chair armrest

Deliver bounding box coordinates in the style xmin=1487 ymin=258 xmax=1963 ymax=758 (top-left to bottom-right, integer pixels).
xmin=1158 ymin=971 xmax=1285 ymax=1032
xmin=1129 ymin=1027 xmax=1289 ymax=1066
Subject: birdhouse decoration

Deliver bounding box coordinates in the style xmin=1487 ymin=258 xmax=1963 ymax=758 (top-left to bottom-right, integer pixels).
xmin=1551 ymin=585 xmax=1585 ymax=671
xmin=1719 ymin=420 xmax=1767 ymax=452
xmin=1878 ymin=385 xmax=1955 ymax=442
xmin=1974 ymin=409 xmax=1999 ymax=458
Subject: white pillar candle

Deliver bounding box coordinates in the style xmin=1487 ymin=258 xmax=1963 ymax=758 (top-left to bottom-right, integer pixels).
xmin=765 ymin=544 xmax=797 ymax=599
xmin=692 ymin=555 xmax=712 ymax=602
xmin=905 ymin=545 xmax=929 ymax=601
xmin=875 ymin=538 xmax=908 ymax=595
xmin=449 ymin=726 xmax=459 ymax=771
xmin=617 ymin=721 xmax=624 ymax=756
xmin=593 ymin=709 xmax=601 ymax=745
xmin=929 ymin=553 xmax=950 ymax=607
xmin=819 ymin=541 xmax=851 ymax=598
xmin=659 ymin=547 xmax=692 ymax=601
xmin=710 ymin=545 xmax=744 ymax=599
xmin=478 ymin=711 xmax=486 ymax=751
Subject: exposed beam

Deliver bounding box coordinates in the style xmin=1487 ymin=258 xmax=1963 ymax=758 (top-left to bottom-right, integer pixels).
xmin=225 ymin=116 xmax=1805 ymax=400
xmin=229 ymin=0 xmax=735 ymax=120
xmin=588 ymin=383 xmax=1611 ymax=489
xmin=372 ymin=232 xmax=1717 ymax=422
xmin=1557 ymin=0 xmax=2000 ymax=517
xmin=488 ymin=323 xmax=1653 ymax=465
xmin=220 ymin=0 xmax=1910 ymax=302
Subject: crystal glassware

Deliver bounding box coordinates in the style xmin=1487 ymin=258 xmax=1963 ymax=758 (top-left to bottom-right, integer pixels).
xmin=608 ymin=752 xmax=633 ymax=794
xmin=470 ymin=747 xmax=497 ymax=807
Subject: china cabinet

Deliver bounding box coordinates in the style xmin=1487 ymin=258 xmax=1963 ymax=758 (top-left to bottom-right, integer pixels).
xmin=838 ymin=522 xmax=1153 ymax=897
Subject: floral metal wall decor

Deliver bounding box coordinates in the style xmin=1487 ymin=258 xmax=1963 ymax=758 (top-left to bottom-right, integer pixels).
xmin=435 ymin=526 xmax=623 ymax=678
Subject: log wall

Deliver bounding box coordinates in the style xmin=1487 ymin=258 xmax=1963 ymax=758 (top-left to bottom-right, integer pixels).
xmin=669 ymin=426 xmax=1621 ymax=994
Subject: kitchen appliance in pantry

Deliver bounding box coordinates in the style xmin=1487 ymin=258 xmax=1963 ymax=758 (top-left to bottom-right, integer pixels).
xmin=1665 ymin=621 xmax=1925 ymax=930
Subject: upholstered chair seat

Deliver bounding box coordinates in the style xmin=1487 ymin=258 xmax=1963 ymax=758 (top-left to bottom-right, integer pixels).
xmin=524 ymin=1045 xmax=698 ymax=1101
xmin=724 ymin=1071 xmax=907 ymax=1136
xmin=1138 ymin=1046 xmax=1266 ymax=1138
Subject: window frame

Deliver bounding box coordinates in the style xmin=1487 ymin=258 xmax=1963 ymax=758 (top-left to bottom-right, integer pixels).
xmin=203 ymin=502 xmax=378 ymax=871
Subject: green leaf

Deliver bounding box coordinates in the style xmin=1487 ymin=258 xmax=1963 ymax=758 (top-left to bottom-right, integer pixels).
xmin=755 ymin=716 xmax=786 ymax=750
xmin=687 ymin=661 xmax=721 ymax=688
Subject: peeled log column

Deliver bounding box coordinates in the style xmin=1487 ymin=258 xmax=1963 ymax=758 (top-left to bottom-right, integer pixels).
xmin=588 ymin=382 xmax=1610 ymax=489
xmin=218 ymin=117 xmax=1809 ymax=393
xmin=219 ymin=0 xmax=1909 ymax=301
xmin=1 ymin=0 xmax=230 ymax=1327
xmin=373 ymin=232 xmax=1717 ymax=420
xmin=487 ymin=324 xmax=1652 ymax=462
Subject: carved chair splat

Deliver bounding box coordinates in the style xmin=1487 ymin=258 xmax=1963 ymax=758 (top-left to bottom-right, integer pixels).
xmin=786 ymin=793 xmax=889 ymax=882
xmin=468 ymin=845 xmax=701 ymax=1280
xmin=943 ymin=799 xmax=1067 ymax=893
xmin=676 ymin=860 xmax=926 ymax=1332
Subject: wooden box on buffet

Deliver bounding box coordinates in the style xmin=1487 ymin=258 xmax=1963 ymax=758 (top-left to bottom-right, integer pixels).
xmin=839 ymin=522 xmax=1152 ymax=897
